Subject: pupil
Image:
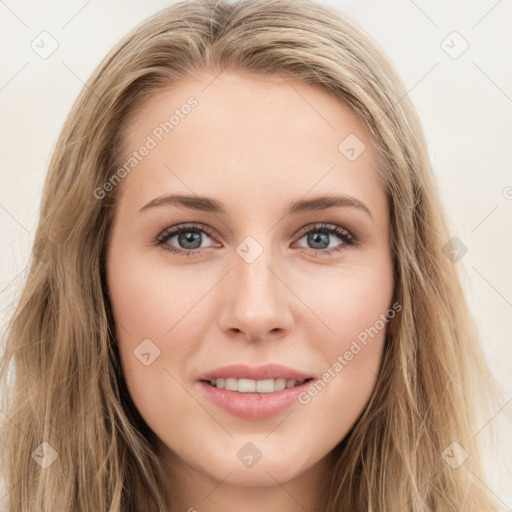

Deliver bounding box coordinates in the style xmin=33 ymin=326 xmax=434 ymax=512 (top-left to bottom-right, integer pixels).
xmin=179 ymin=231 xmax=201 ymax=249
xmin=308 ymin=232 xmax=328 ymax=249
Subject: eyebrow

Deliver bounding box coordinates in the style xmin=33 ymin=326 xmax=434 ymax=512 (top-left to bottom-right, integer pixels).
xmin=138 ymin=193 xmax=372 ymax=218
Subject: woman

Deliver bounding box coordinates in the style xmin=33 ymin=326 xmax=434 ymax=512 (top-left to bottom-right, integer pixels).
xmin=0 ymin=0 xmax=507 ymax=510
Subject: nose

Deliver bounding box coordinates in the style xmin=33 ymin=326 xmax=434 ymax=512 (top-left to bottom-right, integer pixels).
xmin=218 ymin=247 xmax=294 ymax=342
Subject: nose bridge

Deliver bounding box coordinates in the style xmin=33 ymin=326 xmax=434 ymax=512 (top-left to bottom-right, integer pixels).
xmin=218 ymin=238 xmax=292 ymax=340
xmin=236 ymin=248 xmax=276 ymax=305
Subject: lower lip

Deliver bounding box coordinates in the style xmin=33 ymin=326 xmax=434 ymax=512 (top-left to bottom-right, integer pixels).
xmin=198 ymin=380 xmax=313 ymax=420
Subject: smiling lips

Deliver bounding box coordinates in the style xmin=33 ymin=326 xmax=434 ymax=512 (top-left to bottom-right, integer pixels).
xmin=197 ymin=363 xmax=316 ymax=420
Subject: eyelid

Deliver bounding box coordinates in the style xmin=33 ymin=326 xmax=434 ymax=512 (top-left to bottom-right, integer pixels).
xmin=156 ymin=222 xmax=217 ymax=245
xmin=295 ymin=223 xmax=354 ymax=242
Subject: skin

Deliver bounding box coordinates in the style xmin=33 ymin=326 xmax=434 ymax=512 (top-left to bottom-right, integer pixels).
xmin=106 ymin=71 xmax=394 ymax=511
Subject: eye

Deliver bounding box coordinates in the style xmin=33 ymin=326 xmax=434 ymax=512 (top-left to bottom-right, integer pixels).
xmin=293 ymin=223 xmax=355 ymax=257
xmin=155 ymin=223 xmax=218 ymax=256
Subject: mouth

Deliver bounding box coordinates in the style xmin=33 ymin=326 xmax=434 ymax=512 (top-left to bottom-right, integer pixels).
xmin=200 ymin=377 xmax=315 ymax=394
xmin=198 ymin=377 xmax=315 ymax=420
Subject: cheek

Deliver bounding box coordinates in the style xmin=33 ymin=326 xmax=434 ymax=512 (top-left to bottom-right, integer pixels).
xmin=295 ymin=261 xmax=394 ymax=418
xmin=106 ymin=249 xmax=201 ymax=421
xmin=299 ymin=259 xmax=394 ymax=351
xmin=106 ymin=247 xmax=205 ymax=342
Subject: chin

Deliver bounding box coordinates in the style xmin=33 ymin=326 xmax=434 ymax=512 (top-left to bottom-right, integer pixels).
xmin=201 ymin=446 xmax=312 ymax=487
xmin=208 ymin=462 xmax=301 ymax=487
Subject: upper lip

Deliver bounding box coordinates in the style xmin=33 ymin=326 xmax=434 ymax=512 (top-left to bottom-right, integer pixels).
xmin=197 ymin=364 xmax=314 ymax=382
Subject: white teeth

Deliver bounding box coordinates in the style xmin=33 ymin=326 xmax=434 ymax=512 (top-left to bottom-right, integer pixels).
xmin=208 ymin=377 xmax=306 ymax=393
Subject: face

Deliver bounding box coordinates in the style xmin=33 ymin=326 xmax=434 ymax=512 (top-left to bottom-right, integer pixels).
xmin=106 ymin=71 xmax=394 ymax=502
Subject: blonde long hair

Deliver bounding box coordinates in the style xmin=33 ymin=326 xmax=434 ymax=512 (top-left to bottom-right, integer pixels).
xmin=1 ymin=0 xmax=507 ymax=510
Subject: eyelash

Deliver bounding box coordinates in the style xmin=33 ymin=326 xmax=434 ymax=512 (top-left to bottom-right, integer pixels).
xmin=154 ymin=222 xmax=356 ymax=258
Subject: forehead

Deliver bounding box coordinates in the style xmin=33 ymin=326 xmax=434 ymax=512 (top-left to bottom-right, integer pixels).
xmin=116 ymin=71 xmax=385 ymax=215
